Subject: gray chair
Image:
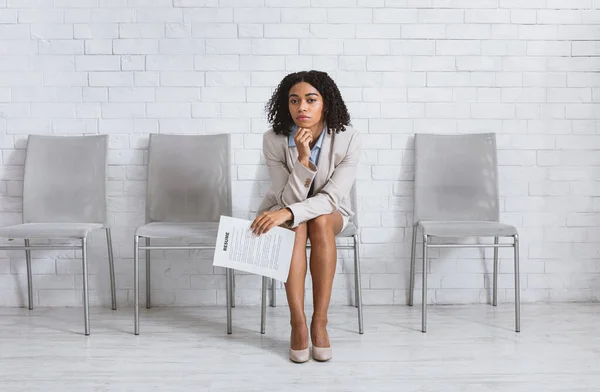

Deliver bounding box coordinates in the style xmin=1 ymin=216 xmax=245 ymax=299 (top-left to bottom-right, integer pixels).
xmin=0 ymin=135 xmax=116 ymax=336
xmin=408 ymin=133 xmax=520 ymax=333
xmin=133 ymin=133 xmax=233 ymax=335
xmin=260 ymin=185 xmax=364 ymax=335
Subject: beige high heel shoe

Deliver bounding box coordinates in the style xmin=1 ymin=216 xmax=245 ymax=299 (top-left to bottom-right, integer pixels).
xmin=289 ymin=347 xmax=310 ymax=363
xmin=311 ymin=325 xmax=332 ymax=362
xmin=289 ymin=326 xmax=310 ymax=363
xmin=311 ymin=345 xmax=332 ymax=362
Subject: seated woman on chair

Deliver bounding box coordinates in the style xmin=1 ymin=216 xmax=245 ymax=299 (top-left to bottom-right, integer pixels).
xmin=250 ymin=70 xmax=360 ymax=363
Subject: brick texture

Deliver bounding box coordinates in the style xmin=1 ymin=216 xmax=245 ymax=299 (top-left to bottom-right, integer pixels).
xmin=0 ymin=0 xmax=598 ymax=307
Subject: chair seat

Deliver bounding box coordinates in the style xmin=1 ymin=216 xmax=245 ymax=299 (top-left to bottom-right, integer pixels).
xmin=418 ymin=220 xmax=517 ymax=237
xmin=136 ymin=222 xmax=219 ymax=239
xmin=0 ymin=223 xmax=104 ymax=239
xmin=338 ymin=222 xmax=357 ymax=238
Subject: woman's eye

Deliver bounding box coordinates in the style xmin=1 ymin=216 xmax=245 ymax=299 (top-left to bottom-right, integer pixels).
xmin=290 ymin=99 xmax=298 ymax=104
xmin=308 ymin=99 xmax=316 ymax=103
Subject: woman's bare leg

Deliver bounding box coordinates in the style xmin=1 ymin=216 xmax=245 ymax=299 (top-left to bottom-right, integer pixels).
xmin=285 ymin=223 xmax=309 ymax=350
xmin=307 ymin=211 xmax=343 ymax=348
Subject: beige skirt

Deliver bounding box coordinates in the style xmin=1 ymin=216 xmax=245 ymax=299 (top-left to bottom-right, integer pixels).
xmin=339 ymin=214 xmax=349 ymax=235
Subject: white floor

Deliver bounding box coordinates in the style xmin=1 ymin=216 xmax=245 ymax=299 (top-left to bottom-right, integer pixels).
xmin=0 ymin=303 xmax=599 ymax=392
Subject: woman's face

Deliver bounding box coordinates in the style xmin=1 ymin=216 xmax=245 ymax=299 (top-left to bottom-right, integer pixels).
xmin=288 ymin=82 xmax=324 ymax=129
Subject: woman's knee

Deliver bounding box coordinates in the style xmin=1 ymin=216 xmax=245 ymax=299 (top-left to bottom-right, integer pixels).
xmin=307 ymin=214 xmax=334 ymax=238
xmin=308 ymin=214 xmax=329 ymax=228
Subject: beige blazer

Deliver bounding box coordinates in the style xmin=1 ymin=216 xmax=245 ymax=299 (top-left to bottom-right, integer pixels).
xmin=257 ymin=126 xmax=360 ymax=228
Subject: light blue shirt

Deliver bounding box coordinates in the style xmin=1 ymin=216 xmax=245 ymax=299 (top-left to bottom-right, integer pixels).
xmin=288 ymin=124 xmax=326 ymax=166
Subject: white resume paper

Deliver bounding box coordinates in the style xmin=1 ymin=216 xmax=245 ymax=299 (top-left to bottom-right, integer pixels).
xmin=212 ymin=216 xmax=296 ymax=282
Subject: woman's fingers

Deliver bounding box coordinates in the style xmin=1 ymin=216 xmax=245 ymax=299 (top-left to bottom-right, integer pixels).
xmin=256 ymin=216 xmax=274 ymax=235
xmin=296 ymin=128 xmax=312 ymax=142
xmin=252 ymin=214 xmax=271 ymax=235
xmin=304 ymin=130 xmax=313 ymax=143
xmin=250 ymin=217 xmax=260 ymax=231
xmin=299 ymin=132 xmax=312 ymax=145
xmin=257 ymin=221 xmax=271 ymax=235
xmin=298 ymin=135 xmax=309 ymax=146
xmin=251 ymin=213 xmax=268 ymax=234
xmin=294 ymin=128 xmax=306 ymax=142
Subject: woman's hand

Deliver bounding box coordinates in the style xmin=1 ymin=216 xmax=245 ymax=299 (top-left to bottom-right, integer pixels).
xmin=294 ymin=128 xmax=313 ymax=168
xmin=250 ymin=208 xmax=293 ymax=235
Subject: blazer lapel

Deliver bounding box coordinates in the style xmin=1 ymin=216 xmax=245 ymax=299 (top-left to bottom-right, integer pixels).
xmin=286 ymin=140 xmax=299 ymax=172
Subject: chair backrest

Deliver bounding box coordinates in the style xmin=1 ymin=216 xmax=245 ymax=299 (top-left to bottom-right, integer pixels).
xmin=23 ymin=135 xmax=108 ymax=224
xmin=146 ymin=133 xmax=232 ymax=223
xmin=414 ymin=133 xmax=499 ymax=223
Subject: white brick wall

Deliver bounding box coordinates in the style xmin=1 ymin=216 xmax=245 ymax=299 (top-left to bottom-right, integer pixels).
xmin=0 ymin=0 xmax=599 ymax=308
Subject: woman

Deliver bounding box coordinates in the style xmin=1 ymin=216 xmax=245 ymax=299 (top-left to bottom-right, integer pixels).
xmin=250 ymin=70 xmax=360 ymax=363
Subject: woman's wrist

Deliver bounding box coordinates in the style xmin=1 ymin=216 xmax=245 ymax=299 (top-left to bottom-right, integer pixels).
xmin=298 ymin=156 xmax=310 ymax=168
xmin=284 ymin=207 xmax=294 ymax=222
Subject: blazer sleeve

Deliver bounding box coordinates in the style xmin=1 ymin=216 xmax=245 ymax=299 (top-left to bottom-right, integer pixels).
xmin=286 ymin=130 xmax=361 ymax=228
xmin=263 ymin=131 xmax=318 ymax=209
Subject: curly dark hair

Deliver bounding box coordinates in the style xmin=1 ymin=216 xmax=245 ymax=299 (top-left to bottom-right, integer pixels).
xmin=266 ymin=70 xmax=350 ymax=136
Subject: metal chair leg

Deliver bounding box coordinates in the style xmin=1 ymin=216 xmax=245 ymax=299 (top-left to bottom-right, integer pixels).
xmin=24 ymin=239 xmax=33 ymax=310
xmin=354 ymin=246 xmax=359 ymax=309
xmin=134 ymin=235 xmax=140 ymax=335
xmin=421 ymin=234 xmax=428 ymax=333
xmin=514 ymin=234 xmax=521 ymax=332
xmin=261 ymin=276 xmax=267 ymax=334
xmin=354 ymin=234 xmax=364 ymax=334
xmin=270 ymin=278 xmax=276 ymax=307
xmin=231 ymin=269 xmax=235 ymax=308
xmin=408 ymin=225 xmax=417 ymax=306
xmin=145 ymin=237 xmax=151 ymax=309
xmin=82 ymin=237 xmax=90 ymax=336
xmin=106 ymin=228 xmax=117 ymax=311
xmin=353 ymin=236 xmax=358 ymax=309
xmin=226 ymin=268 xmax=232 ymax=334
xmin=493 ymin=236 xmax=499 ymax=307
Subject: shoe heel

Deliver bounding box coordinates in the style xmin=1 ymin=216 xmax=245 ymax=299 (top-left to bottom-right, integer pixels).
xmin=289 ymin=348 xmax=310 ymax=363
